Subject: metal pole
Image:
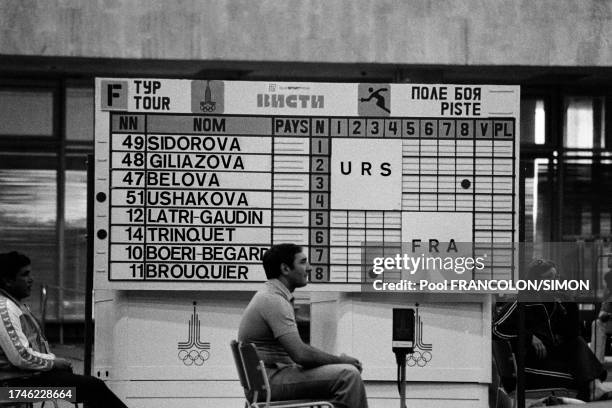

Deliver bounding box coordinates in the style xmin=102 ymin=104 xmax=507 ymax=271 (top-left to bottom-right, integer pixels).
xmin=517 ymin=303 xmax=526 ymax=408
xmin=55 ymin=81 xmax=66 ymax=344
xmin=517 ymin=161 xmax=526 ymax=408
xmin=40 ymin=284 xmax=48 ymax=335
xmin=399 ymin=359 xmax=407 ymax=408
xmin=84 ymin=154 xmax=94 ymax=377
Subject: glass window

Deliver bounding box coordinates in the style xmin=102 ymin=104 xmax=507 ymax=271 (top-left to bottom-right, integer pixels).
xmin=559 ymin=155 xmax=612 ymax=284
xmin=562 ymin=157 xmax=593 ymax=238
xmin=524 ymin=158 xmax=552 ymax=257
xmin=601 ymin=159 xmax=612 ymax=236
xmin=66 ymin=87 xmax=94 ymax=141
xmin=560 ymin=155 xmax=612 ymax=238
xmin=63 ymin=170 xmax=88 ymax=320
xmin=564 ymin=96 xmax=605 ymax=149
xmin=0 ymin=168 xmax=58 ymax=319
xmin=0 ymin=90 xmax=54 ymax=136
xmin=520 ymin=98 xmax=546 ymax=144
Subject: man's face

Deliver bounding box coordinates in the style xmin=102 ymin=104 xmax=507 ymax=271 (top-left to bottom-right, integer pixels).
xmin=284 ymin=252 xmax=311 ymax=289
xmin=6 ymin=265 xmax=33 ymax=300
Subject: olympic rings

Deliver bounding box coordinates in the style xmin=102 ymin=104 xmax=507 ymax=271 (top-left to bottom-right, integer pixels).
xmin=178 ymin=349 xmax=210 ymax=366
xmin=200 ymin=102 xmax=216 ymax=112
xmin=406 ymin=350 xmax=432 ymax=367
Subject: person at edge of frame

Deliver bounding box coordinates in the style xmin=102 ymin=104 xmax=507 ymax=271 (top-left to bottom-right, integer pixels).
xmin=237 ymin=243 xmax=368 ymax=408
xmin=593 ymin=270 xmax=612 ymax=361
xmin=493 ymin=258 xmax=612 ymax=402
xmin=0 ymin=251 xmax=128 ymax=408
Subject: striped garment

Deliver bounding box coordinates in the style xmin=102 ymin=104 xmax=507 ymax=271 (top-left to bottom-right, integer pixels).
xmin=0 ymin=289 xmax=54 ymax=373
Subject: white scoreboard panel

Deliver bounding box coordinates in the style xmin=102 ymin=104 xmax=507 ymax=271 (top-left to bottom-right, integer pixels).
xmin=94 ymin=79 xmax=519 ymax=290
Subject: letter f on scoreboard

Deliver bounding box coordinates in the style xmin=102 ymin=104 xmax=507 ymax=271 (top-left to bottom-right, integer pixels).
xmin=101 ymin=80 xmax=128 ymax=110
xmin=107 ymin=84 xmax=122 ymax=106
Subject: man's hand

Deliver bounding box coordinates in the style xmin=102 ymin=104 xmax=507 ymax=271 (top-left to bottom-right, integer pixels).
xmin=531 ymin=335 xmax=547 ymax=359
xmin=339 ymin=353 xmax=363 ymax=373
xmin=53 ymin=357 xmax=73 ymax=372
xmin=278 ymin=332 xmax=364 ymax=371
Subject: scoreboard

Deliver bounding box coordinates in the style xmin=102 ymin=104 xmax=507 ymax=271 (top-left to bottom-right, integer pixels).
xmin=94 ymin=79 xmax=519 ymax=290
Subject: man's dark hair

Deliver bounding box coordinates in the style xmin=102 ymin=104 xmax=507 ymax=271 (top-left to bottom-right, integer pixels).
xmin=526 ymin=258 xmax=557 ymax=280
xmin=604 ymin=271 xmax=612 ymax=290
xmin=262 ymin=244 xmax=303 ymax=279
xmin=0 ymin=251 xmax=31 ymax=287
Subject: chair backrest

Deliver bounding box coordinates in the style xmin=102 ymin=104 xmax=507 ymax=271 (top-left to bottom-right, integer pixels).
xmin=492 ymin=338 xmax=516 ymax=393
xmin=238 ymin=342 xmax=270 ymax=402
xmin=232 ymin=341 xmax=333 ymax=408
xmin=230 ymin=340 xmax=249 ymax=391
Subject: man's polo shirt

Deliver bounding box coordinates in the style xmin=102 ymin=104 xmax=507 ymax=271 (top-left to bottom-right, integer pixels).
xmin=237 ymin=279 xmax=298 ymax=367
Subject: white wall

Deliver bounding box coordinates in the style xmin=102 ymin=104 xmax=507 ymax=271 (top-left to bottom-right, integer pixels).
xmin=1 ymin=0 xmax=611 ymax=66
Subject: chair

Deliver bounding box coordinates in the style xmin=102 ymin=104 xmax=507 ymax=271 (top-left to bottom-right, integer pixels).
xmin=230 ymin=341 xmax=333 ymax=408
xmin=590 ymin=318 xmax=612 ymax=362
xmin=492 ymin=338 xmax=517 ymax=394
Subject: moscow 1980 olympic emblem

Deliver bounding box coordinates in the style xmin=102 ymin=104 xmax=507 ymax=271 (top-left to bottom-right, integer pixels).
xmin=406 ymin=305 xmax=433 ymax=367
xmin=200 ymin=80 xmax=216 ymax=112
xmin=177 ymin=302 xmax=211 ymax=366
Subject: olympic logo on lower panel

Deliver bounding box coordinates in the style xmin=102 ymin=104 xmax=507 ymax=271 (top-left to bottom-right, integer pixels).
xmin=178 ymin=349 xmax=210 ymax=366
xmin=177 ymin=302 xmax=212 ymax=367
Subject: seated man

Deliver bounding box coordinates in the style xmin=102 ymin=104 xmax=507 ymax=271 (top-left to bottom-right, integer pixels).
xmin=238 ymin=243 xmax=368 ymax=408
xmin=493 ymin=259 xmax=610 ymax=401
xmin=0 ymin=251 xmax=128 ymax=408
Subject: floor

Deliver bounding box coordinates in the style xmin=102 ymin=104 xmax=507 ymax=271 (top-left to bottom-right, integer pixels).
xmin=43 ymin=345 xmax=612 ymax=408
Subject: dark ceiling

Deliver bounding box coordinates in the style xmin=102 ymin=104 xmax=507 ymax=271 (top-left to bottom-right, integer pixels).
xmin=1 ymin=55 xmax=612 ymax=90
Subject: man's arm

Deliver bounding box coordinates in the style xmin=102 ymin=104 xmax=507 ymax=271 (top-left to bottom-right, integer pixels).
xmin=0 ymin=298 xmax=55 ymax=371
xmin=492 ymin=301 xmax=519 ymax=340
xmin=259 ymin=294 xmax=362 ymax=371
xmin=278 ymin=332 xmax=362 ymax=371
xmin=52 ymin=357 xmax=73 ymax=372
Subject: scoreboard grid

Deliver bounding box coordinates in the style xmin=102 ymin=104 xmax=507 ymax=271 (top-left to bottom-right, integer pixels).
xmin=105 ymin=112 xmax=516 ymax=284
